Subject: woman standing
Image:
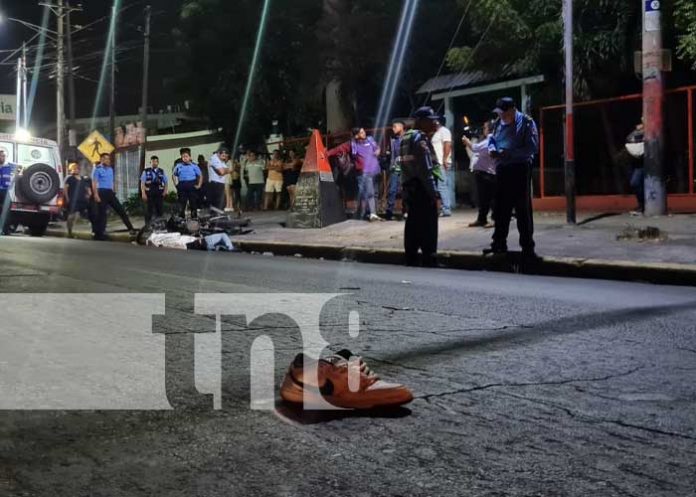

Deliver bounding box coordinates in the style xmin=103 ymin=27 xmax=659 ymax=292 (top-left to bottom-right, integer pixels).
xmin=462 ymin=120 xmax=496 ymax=228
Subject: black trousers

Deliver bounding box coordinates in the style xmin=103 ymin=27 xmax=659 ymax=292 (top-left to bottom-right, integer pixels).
xmin=403 ymin=182 xmax=438 ymax=267
xmin=208 ymin=182 xmax=226 ymax=211
xmin=474 ymin=170 xmax=496 ymax=224
xmin=177 ymin=182 xmax=198 ymax=218
xmin=95 ymin=188 xmax=134 ymax=237
xmin=146 ymin=193 xmax=164 ymax=221
xmin=0 ymin=190 xmax=10 ymax=233
xmin=491 ymin=163 xmax=535 ymax=252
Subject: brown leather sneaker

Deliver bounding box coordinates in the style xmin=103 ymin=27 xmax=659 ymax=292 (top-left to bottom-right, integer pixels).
xmin=280 ymin=350 xmax=414 ymax=409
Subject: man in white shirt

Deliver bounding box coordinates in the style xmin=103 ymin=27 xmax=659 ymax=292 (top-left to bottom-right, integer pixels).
xmin=431 ymin=119 xmax=453 ymax=217
xmin=208 ymin=147 xmax=231 ymax=211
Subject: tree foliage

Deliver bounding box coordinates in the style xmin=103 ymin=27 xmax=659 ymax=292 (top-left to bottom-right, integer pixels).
xmin=675 ymin=0 xmax=696 ymax=69
xmin=174 ymin=0 xmax=462 ymax=143
xmin=446 ymin=0 xmax=640 ymax=99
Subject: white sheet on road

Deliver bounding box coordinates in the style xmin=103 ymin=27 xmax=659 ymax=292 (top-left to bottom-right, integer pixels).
xmin=147 ymin=232 xmax=198 ymax=250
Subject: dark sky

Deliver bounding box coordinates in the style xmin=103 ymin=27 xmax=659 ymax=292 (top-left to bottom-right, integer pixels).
xmin=0 ymin=0 xmax=182 ymax=128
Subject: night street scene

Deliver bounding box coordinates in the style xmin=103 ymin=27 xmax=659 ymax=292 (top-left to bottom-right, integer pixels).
xmin=0 ymin=0 xmax=695 ymax=496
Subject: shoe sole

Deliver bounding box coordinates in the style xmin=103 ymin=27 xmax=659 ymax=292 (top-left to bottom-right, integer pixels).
xmin=280 ymin=375 xmax=413 ymax=410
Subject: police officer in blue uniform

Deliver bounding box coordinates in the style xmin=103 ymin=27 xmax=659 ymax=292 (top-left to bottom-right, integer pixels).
xmin=484 ymin=97 xmax=539 ymax=257
xmin=140 ymin=155 xmax=169 ymax=222
xmin=172 ymin=150 xmax=202 ymax=218
xmin=92 ymin=152 xmax=136 ymax=240
xmin=0 ymin=149 xmax=17 ymax=235
xmin=400 ymin=107 xmax=443 ymax=267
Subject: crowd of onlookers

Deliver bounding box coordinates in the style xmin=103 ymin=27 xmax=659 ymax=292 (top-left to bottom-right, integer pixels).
xmin=174 ymin=147 xmax=304 ymax=216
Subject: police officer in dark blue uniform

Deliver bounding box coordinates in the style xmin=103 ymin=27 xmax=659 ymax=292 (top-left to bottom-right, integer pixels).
xmin=140 ymin=155 xmax=169 ymax=222
xmin=0 ymin=149 xmax=17 ymax=235
xmin=172 ymin=150 xmax=202 ymax=218
xmin=484 ymin=97 xmax=539 ymax=257
xmin=400 ymin=107 xmax=443 ymax=267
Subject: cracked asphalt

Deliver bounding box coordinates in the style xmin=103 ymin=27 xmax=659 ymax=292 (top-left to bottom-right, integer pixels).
xmin=1 ymin=236 xmax=695 ymax=497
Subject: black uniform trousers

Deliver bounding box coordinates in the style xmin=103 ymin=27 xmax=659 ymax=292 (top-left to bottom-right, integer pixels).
xmin=177 ymin=181 xmax=199 ymax=218
xmin=95 ymin=188 xmax=135 ymax=238
xmin=0 ymin=190 xmax=10 ymax=234
xmin=491 ymin=163 xmax=535 ymax=252
xmin=208 ymin=182 xmax=226 ymax=211
xmin=403 ymin=181 xmax=438 ymax=267
xmin=474 ymin=170 xmax=496 ymax=224
xmin=146 ymin=192 xmax=164 ymax=221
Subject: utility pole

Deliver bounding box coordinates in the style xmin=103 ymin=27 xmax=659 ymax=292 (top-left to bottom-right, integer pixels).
xmin=22 ymin=43 xmax=28 ymax=129
xmin=642 ymin=0 xmax=666 ymax=216
xmin=139 ymin=5 xmax=151 ymax=170
xmin=66 ymin=1 xmax=77 ymax=147
xmin=39 ymin=1 xmax=81 ymax=151
xmin=563 ymin=0 xmax=576 ymax=224
xmin=56 ymin=0 xmax=65 ymax=152
xmin=15 ymin=58 xmax=22 ymax=131
xmin=109 ymin=2 xmax=117 ymax=144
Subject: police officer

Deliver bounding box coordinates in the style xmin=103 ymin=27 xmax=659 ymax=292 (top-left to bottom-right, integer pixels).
xmin=484 ymin=97 xmax=539 ymax=257
xmin=172 ymin=150 xmax=202 ymax=218
xmin=92 ymin=152 xmax=136 ymax=240
xmin=0 ymin=149 xmax=17 ymax=235
xmin=140 ymin=155 xmax=169 ymax=222
xmin=400 ymin=107 xmax=443 ymax=267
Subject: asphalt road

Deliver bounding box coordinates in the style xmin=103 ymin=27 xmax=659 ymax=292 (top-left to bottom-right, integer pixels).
xmin=1 ymin=236 xmax=695 ymax=497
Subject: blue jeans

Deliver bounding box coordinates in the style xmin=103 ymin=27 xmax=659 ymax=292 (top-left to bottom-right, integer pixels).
xmin=437 ymin=167 xmax=453 ymax=215
xmin=630 ymin=168 xmax=645 ymax=212
xmin=386 ymin=171 xmax=401 ymax=215
xmin=356 ymin=174 xmax=377 ymax=219
xmin=246 ymin=183 xmax=263 ymax=210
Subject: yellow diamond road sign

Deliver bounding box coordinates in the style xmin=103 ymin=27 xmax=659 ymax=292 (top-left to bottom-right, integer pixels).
xmin=78 ymin=131 xmax=115 ymax=163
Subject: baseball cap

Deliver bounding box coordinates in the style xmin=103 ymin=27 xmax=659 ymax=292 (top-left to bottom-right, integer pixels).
xmin=493 ymin=97 xmax=516 ymax=114
xmin=412 ymin=106 xmax=441 ymax=120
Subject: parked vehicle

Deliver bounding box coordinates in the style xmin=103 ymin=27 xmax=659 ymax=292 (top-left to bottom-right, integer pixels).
xmin=0 ymin=133 xmax=64 ymax=236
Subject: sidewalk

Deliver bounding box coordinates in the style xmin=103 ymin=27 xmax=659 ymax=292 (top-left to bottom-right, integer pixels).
xmin=46 ymin=210 xmax=696 ymax=285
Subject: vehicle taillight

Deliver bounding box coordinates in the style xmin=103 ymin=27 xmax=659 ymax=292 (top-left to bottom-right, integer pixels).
xmin=56 ymin=191 xmax=65 ymax=208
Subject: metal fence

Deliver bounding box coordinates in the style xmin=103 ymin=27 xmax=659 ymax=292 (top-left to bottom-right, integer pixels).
xmin=114 ymin=146 xmax=143 ymax=202
xmin=539 ymin=85 xmax=695 ymax=199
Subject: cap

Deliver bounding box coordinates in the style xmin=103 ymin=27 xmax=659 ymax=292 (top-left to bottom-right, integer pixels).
xmin=412 ymin=106 xmax=441 ymax=120
xmin=493 ymin=97 xmax=516 ymax=114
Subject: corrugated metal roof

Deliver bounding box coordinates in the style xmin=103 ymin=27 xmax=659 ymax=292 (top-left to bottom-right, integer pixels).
xmin=417 ymin=67 xmax=519 ymax=95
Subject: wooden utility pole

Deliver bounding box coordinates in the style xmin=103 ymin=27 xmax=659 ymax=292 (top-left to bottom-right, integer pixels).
xmin=642 ymin=0 xmax=667 ymax=216
xmin=139 ymin=5 xmax=151 ymax=170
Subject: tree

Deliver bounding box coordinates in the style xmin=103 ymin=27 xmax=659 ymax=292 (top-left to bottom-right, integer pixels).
xmin=446 ymin=0 xmax=641 ymax=99
xmin=675 ymin=0 xmax=696 ymax=69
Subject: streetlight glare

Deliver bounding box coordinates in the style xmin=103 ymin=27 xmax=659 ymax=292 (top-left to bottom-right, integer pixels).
xmin=14 ymin=128 xmax=31 ymax=141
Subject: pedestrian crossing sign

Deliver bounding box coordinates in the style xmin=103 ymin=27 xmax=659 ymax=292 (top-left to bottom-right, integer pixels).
xmin=78 ymin=130 xmax=115 ymax=163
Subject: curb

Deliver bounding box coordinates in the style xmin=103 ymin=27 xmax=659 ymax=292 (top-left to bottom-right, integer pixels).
xmin=46 ymin=229 xmax=133 ymax=243
xmin=231 ymin=239 xmax=696 ymax=287
xmin=44 ymin=229 xmax=696 ymax=286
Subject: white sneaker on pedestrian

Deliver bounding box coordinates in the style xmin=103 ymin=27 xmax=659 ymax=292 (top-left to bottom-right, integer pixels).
xmin=369 ymin=214 xmax=383 ymax=222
